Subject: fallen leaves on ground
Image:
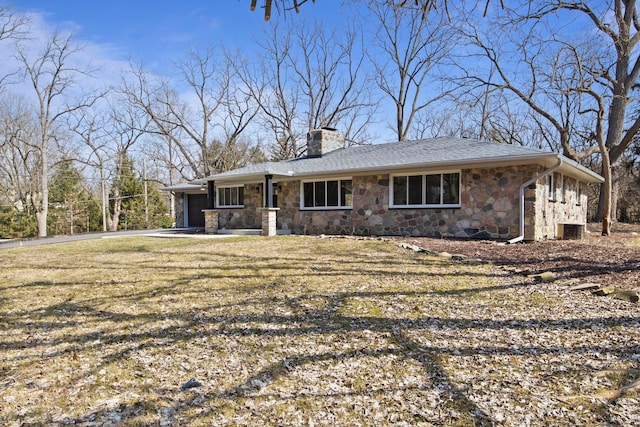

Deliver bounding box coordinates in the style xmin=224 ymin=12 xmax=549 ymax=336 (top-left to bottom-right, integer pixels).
xmin=409 ymin=222 xmax=640 ymax=292
xmin=0 ymin=235 xmax=638 ymax=426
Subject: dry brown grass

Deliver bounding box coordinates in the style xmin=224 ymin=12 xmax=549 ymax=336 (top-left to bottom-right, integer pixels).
xmin=627 ymin=237 xmax=640 ymax=248
xmin=0 ymin=236 xmax=638 ymax=426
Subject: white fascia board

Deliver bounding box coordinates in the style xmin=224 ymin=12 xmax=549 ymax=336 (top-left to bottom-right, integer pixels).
xmin=200 ymin=170 xmax=295 ymax=185
xmin=556 ymin=157 xmax=604 ymax=183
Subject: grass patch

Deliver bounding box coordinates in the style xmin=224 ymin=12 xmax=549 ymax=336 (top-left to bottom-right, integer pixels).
xmin=626 ymin=236 xmax=640 ymax=248
xmin=0 ymin=236 xmax=637 ymax=426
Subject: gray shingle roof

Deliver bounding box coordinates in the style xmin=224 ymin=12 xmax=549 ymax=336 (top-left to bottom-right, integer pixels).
xmin=202 ymin=137 xmax=602 ymax=183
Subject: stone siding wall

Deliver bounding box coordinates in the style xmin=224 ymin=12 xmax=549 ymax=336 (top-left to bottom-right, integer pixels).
xmin=193 ymin=165 xmax=589 ymax=240
xmin=533 ymin=173 xmax=588 ymax=240
xmin=217 ymin=184 xmax=262 ymax=230
xmin=275 ymin=166 xmax=539 ymax=239
xmin=175 ymin=193 xmax=186 ymax=228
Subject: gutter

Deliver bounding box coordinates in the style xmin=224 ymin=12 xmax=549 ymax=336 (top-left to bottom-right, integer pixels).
xmin=508 ymin=156 xmax=563 ymax=244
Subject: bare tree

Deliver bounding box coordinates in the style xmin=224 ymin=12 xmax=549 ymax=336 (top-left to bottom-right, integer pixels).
xmin=488 ymin=105 xmax=551 ymax=148
xmin=16 ymin=30 xmax=100 ymax=237
xmin=246 ymin=0 xmax=500 ymax=21
xmin=66 ymin=106 xmax=109 ymax=231
xmin=104 ymin=100 xmax=149 ymax=231
xmin=242 ymin=24 xmax=303 ymax=159
xmin=123 ymin=63 xmax=206 ymax=179
xmin=124 ymin=47 xmax=261 ymax=179
xmin=288 ymin=20 xmax=377 ymax=146
xmin=0 ymin=6 xmax=27 ymax=41
xmin=366 ymin=0 xmax=456 ymax=141
xmin=460 ymin=23 xmax=597 ymax=156
xmin=0 ymin=7 xmax=28 ymax=90
xmin=141 ymin=132 xmax=182 ymax=185
xmin=249 ymin=0 xmax=316 ymax=20
xmin=68 ymin=95 xmax=148 ymax=232
xmin=458 ymin=1 xmax=640 ymax=235
xmin=169 ymin=47 xmax=225 ymax=176
xmin=243 ymin=19 xmax=376 ymax=159
xmin=123 ymin=68 xmax=197 ymax=181
xmin=0 ymin=9 xmax=29 ymax=211
xmin=213 ymin=50 xmax=264 ymax=171
xmin=552 ymin=0 xmax=640 ymax=235
xmin=0 ymin=95 xmax=39 ymax=217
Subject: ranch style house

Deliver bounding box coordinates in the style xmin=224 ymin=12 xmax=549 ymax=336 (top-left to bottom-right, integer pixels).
xmin=163 ymin=128 xmax=603 ymax=241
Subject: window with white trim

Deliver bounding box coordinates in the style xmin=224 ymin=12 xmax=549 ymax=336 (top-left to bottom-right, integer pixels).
xmin=216 ymin=185 xmax=244 ymax=208
xmin=577 ymin=182 xmax=584 ymax=206
xmin=391 ymin=172 xmax=460 ymax=208
xmin=547 ymin=174 xmax=555 ymax=201
xmin=302 ymin=179 xmax=352 ymax=209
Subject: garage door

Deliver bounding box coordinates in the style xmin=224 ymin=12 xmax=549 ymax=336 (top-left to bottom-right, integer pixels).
xmin=187 ymin=194 xmax=208 ymax=227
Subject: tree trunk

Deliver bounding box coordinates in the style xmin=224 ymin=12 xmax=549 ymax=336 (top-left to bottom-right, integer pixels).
xmin=108 ymin=197 xmax=121 ymax=232
xmin=611 ymin=165 xmax=620 ymax=222
xmin=600 ymin=156 xmax=613 ymax=236
xmin=35 ymin=209 xmax=47 ymax=238
xmin=596 ymin=182 xmax=604 ymax=222
xmin=36 ymin=149 xmax=49 ymax=238
xmin=397 ymin=102 xmax=404 ymax=142
xmin=595 ymin=176 xmax=619 ymax=223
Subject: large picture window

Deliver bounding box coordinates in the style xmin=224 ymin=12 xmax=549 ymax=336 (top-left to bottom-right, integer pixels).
xmin=217 ymin=186 xmax=244 ymax=208
xmin=302 ymin=179 xmax=352 ymax=209
xmin=391 ymin=172 xmax=460 ymax=208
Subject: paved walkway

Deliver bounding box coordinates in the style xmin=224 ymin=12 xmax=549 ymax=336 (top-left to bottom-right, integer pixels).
xmin=0 ymin=228 xmax=239 ymax=250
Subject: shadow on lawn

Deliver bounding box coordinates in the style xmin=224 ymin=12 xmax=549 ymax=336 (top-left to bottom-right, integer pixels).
xmin=487 ymin=251 xmax=640 ymax=283
xmin=6 ymin=289 xmax=640 ymax=425
xmin=2 ymin=245 xmax=639 ymax=426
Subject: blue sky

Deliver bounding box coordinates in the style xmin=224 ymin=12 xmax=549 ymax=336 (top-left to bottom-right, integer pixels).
xmin=5 ymin=0 xmax=403 ymax=145
xmin=11 ymin=0 xmax=344 ymax=71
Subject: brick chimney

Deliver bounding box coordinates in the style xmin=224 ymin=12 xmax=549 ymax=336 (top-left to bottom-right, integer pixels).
xmin=306 ymin=127 xmax=345 ymax=158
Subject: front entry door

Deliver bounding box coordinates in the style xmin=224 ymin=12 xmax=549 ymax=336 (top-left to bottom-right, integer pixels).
xmin=187 ymin=194 xmax=208 ymax=227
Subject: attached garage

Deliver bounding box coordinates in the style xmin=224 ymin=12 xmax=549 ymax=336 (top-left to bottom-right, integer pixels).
xmin=160 ymin=183 xmax=209 ymax=229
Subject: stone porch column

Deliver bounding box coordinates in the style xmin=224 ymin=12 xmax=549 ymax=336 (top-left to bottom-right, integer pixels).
xmin=260 ymin=208 xmax=279 ymax=236
xmin=203 ymin=209 xmax=219 ymax=234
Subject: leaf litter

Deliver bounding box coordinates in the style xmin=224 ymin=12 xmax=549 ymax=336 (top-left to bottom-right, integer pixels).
xmin=0 ymin=235 xmax=637 ymax=426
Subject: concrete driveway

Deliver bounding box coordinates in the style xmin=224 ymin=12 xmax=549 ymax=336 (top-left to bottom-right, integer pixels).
xmin=0 ymin=228 xmax=238 ymax=250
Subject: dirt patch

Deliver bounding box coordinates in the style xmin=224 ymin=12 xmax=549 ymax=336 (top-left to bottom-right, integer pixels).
xmin=407 ymin=223 xmax=640 ymax=292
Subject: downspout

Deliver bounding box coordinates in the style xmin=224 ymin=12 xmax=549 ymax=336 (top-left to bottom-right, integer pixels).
xmin=508 ymin=157 xmax=563 ymax=244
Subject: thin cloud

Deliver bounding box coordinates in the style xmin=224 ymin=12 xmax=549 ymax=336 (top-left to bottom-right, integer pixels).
xmin=1 ymin=10 xmax=145 ymax=99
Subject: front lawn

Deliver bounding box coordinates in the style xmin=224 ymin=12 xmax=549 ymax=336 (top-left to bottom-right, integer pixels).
xmin=0 ymin=236 xmax=638 ymax=426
